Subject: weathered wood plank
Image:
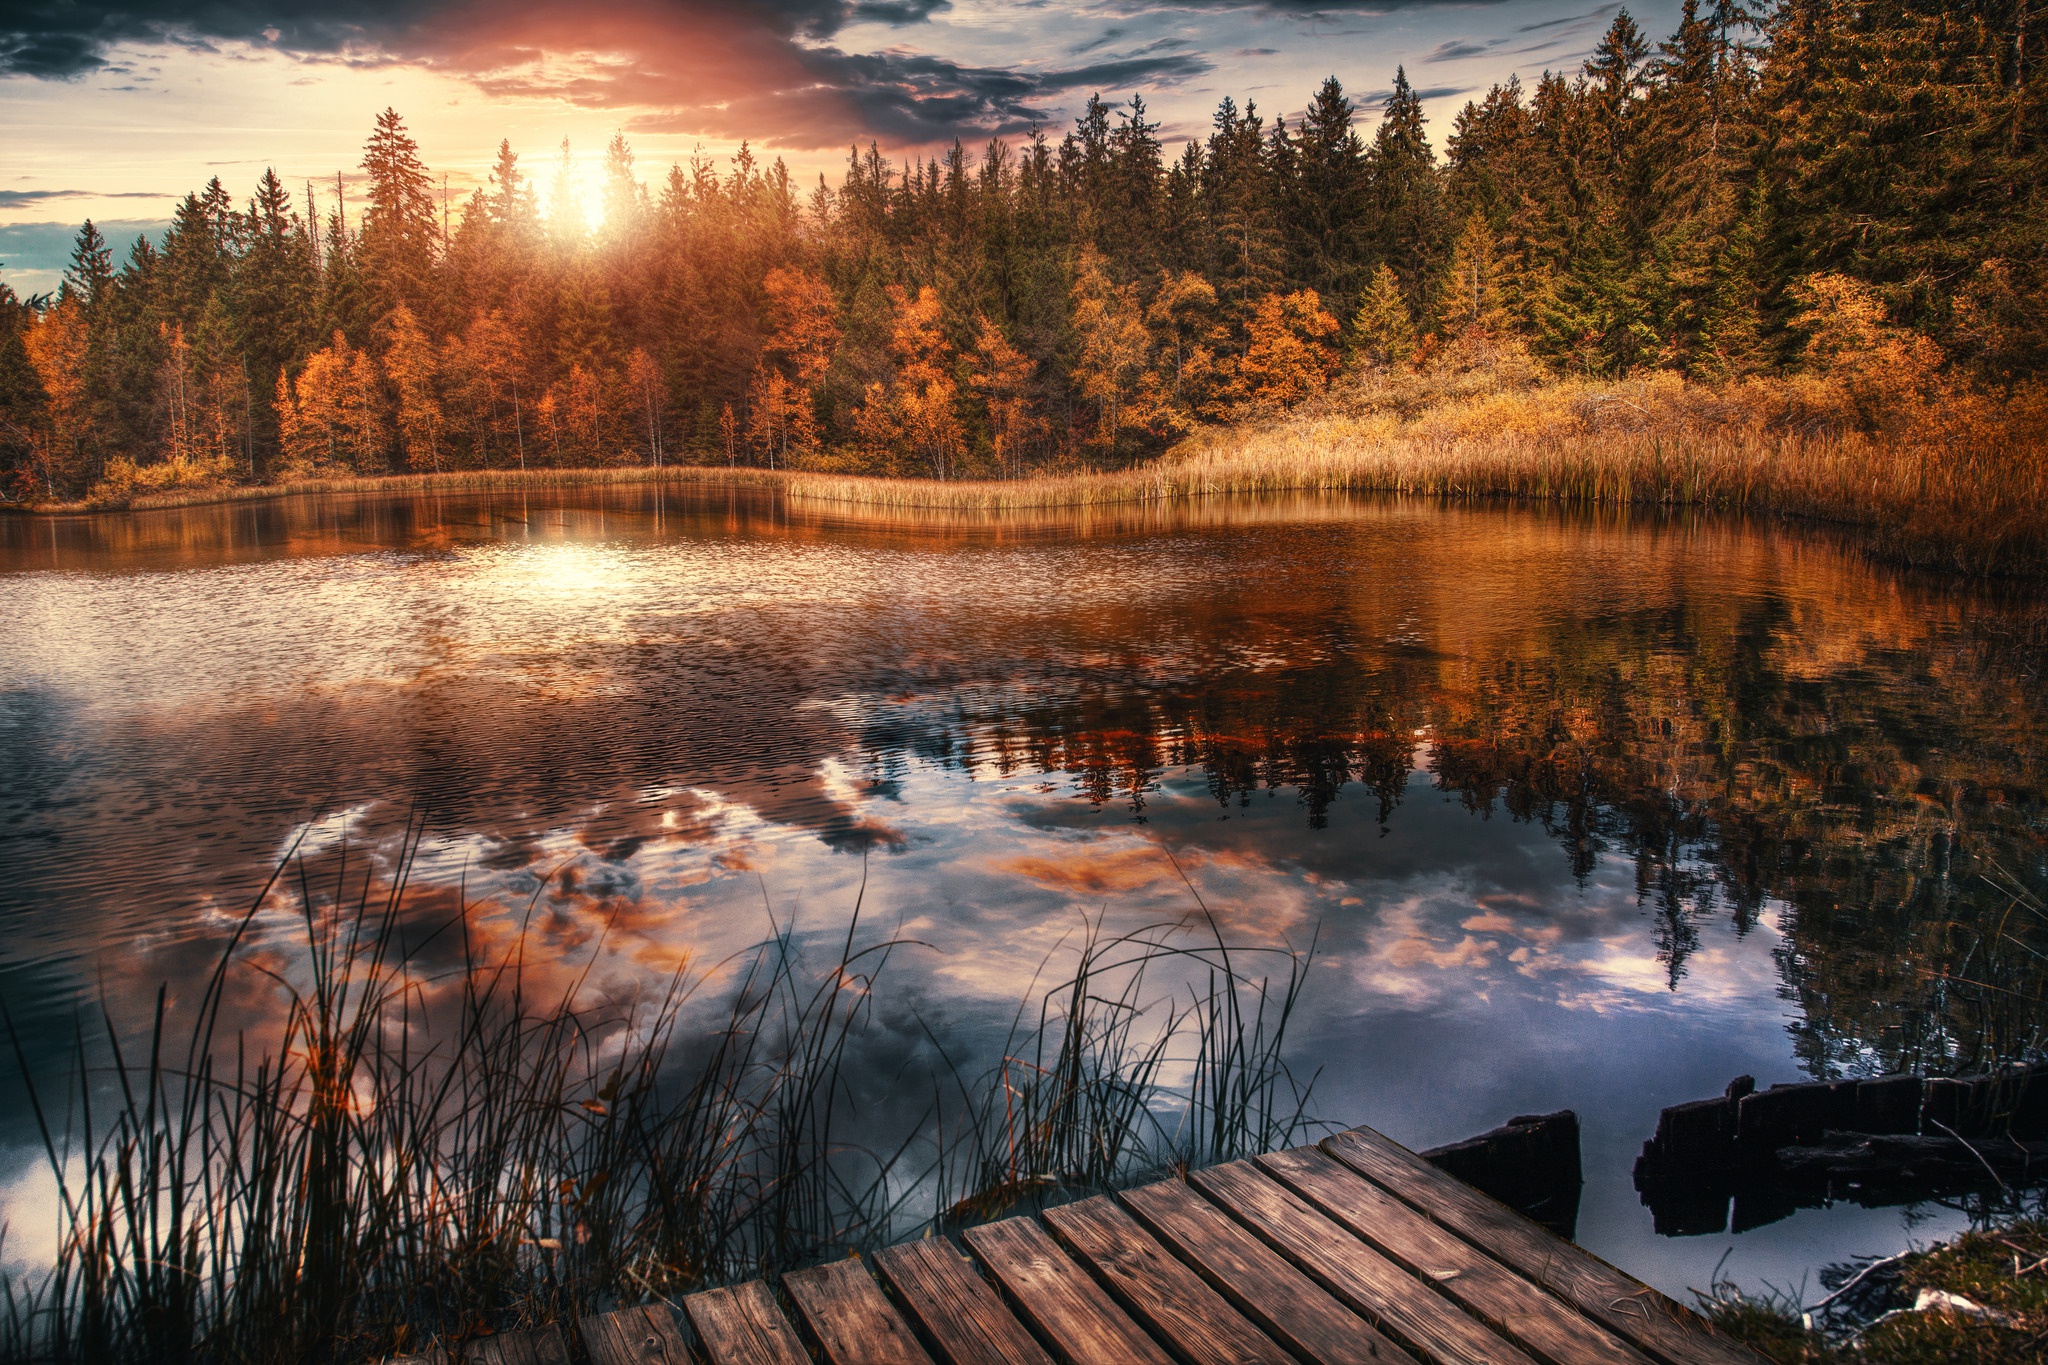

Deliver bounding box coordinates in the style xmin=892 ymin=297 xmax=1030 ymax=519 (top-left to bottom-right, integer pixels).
xmin=467 ymin=1326 xmax=572 ymax=1365
xmin=1262 ymin=1146 xmax=1651 ymax=1365
xmin=1319 ymin=1129 xmax=1767 ymax=1365
xmin=1041 ymin=1195 xmax=1292 ymax=1365
xmin=784 ymin=1257 xmax=936 ymax=1365
xmin=1190 ymin=1160 xmax=1542 ymax=1365
xmin=962 ymin=1214 xmax=1176 ymax=1365
xmin=682 ymin=1280 xmax=810 ymax=1365
xmin=581 ymin=1304 xmax=692 ymax=1365
xmin=873 ymin=1237 xmax=1058 ymax=1365
xmin=1119 ymin=1178 xmax=1415 ymax=1365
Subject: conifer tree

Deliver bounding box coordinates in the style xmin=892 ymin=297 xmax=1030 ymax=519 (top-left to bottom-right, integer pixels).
xmin=62 ymin=221 xmax=114 ymax=312
xmin=1349 ymin=264 xmax=1416 ymax=367
xmin=359 ymin=109 xmax=440 ymax=320
xmin=1291 ymin=77 xmax=1370 ymax=302
xmin=1364 ymin=69 xmax=1445 ymax=298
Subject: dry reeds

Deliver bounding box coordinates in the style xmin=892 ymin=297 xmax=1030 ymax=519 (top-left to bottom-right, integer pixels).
xmin=784 ymin=361 xmax=2048 ymax=577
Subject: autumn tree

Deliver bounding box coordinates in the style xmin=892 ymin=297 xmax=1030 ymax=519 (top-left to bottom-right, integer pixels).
xmin=968 ymin=315 xmax=1041 ymax=477
xmin=1069 ymin=249 xmax=1157 ymax=450
xmin=283 ymin=332 xmax=387 ymax=475
xmin=1437 ymin=213 xmax=1511 ymax=335
xmin=1234 ymin=291 xmax=1340 ymax=411
xmin=382 ymin=303 xmax=444 ymax=471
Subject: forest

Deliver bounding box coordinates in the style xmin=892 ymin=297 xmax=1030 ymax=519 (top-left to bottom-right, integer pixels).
xmin=0 ymin=0 xmax=2041 ymax=502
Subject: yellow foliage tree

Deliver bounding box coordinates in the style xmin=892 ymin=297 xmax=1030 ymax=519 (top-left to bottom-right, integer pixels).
xmin=968 ymin=315 xmax=1041 ymax=478
xmin=285 ymin=332 xmax=388 ymax=474
xmin=1070 ymin=249 xmax=1158 ymax=449
xmin=23 ymin=298 xmax=95 ymax=492
xmin=381 ymin=303 xmax=443 ymax=471
xmin=1791 ymin=273 xmax=1947 ymax=432
xmin=751 ymin=266 xmax=838 ymax=466
xmin=1144 ymin=271 xmax=1222 ymax=427
xmin=855 ymin=285 xmax=963 ymax=478
xmin=1438 ymin=213 xmax=1510 ymax=336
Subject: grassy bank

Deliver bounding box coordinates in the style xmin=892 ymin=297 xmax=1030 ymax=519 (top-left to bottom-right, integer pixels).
xmin=788 ymin=353 xmax=2048 ymax=578
xmin=12 ymin=345 xmax=2046 ymax=577
xmin=1701 ymin=1217 xmax=2048 ymax=1363
xmin=0 ymin=834 xmax=1317 ymax=1364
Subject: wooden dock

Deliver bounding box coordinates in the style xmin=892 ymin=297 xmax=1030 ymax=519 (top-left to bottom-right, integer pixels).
xmin=431 ymin=1124 xmax=1767 ymax=1365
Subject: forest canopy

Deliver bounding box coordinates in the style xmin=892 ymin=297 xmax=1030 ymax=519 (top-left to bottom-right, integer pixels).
xmin=0 ymin=0 xmax=2041 ymax=501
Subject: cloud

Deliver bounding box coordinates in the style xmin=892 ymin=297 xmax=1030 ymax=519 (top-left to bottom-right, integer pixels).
xmin=0 ymin=189 xmax=165 ymax=210
xmin=0 ymin=220 xmax=172 ymax=280
xmin=2 ymin=1 xmax=1218 ymax=148
xmin=1421 ymin=40 xmax=1496 ymax=63
xmin=1354 ymin=82 xmax=1470 ymax=107
xmin=1518 ymin=3 xmax=1621 ymax=33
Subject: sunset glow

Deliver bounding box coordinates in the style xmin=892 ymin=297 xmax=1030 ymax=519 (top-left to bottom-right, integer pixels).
xmin=0 ymin=0 xmax=1685 ymax=291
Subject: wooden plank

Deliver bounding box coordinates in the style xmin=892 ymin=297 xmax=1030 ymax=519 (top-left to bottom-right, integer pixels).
xmin=1041 ymin=1195 xmax=1293 ymax=1365
xmin=1319 ymin=1129 xmax=1766 ymax=1365
xmin=962 ymin=1215 xmax=1177 ymax=1365
xmin=1119 ymin=1178 xmax=1415 ymax=1365
xmin=1261 ymin=1147 xmax=1650 ymax=1365
xmin=581 ymin=1304 xmax=692 ymax=1365
xmin=682 ymin=1281 xmax=810 ymax=1365
xmin=1190 ymin=1161 xmax=1542 ymax=1365
xmin=468 ymin=1326 xmax=572 ymax=1365
xmin=784 ymin=1257 xmax=936 ymax=1365
xmin=873 ymin=1237 xmax=1058 ymax=1365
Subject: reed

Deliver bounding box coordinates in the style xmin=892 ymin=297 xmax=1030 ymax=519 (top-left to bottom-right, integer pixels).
xmin=783 ymin=362 xmax=2048 ymax=577
xmin=931 ymin=908 xmax=1320 ymax=1227
xmin=0 ymin=836 xmax=1318 ymax=1363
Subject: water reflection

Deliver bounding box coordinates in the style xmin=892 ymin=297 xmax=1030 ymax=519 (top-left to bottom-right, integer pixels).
xmin=2 ymin=483 xmax=2044 ymax=1296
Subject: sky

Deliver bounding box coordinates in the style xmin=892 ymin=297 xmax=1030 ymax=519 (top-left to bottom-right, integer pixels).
xmin=0 ymin=0 xmax=1686 ymax=295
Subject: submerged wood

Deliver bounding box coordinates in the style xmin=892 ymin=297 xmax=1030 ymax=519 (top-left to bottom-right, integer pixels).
xmin=1418 ymin=1109 xmax=1583 ymax=1239
xmin=1634 ymin=1066 xmax=2048 ymax=1235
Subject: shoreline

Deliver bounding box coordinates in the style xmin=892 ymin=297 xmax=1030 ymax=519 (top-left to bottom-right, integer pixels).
xmin=6 ymin=369 xmax=2044 ymax=579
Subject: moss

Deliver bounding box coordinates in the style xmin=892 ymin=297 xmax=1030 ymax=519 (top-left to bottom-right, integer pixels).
xmin=1703 ymin=1220 xmax=2048 ymax=1364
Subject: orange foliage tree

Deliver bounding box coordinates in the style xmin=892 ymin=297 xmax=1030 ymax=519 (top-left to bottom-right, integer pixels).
xmin=1233 ymin=291 xmax=1341 ymax=412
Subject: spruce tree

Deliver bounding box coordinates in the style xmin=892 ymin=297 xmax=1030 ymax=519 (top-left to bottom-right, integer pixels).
xmin=1364 ymin=69 xmax=1445 ymax=301
xmin=1291 ymin=76 xmax=1370 ymax=303
xmin=62 ymin=222 xmax=113 ymax=311
xmin=358 ymin=108 xmax=439 ymax=322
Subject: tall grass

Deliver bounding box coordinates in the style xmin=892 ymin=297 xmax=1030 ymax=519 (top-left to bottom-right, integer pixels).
xmin=0 ymin=834 xmax=1319 ymax=1363
xmin=784 ymin=359 xmax=2048 ymax=577
xmin=931 ymin=910 xmax=1319 ymax=1227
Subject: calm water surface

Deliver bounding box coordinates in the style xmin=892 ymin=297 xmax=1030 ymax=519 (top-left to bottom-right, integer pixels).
xmin=3 ymin=483 xmax=2045 ymax=1301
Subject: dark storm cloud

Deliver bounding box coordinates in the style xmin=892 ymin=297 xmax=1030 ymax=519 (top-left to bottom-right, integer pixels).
xmin=0 ymin=0 xmax=1212 ymax=146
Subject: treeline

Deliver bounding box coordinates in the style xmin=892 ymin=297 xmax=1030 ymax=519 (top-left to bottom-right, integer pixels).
xmin=0 ymin=0 xmax=2042 ymax=500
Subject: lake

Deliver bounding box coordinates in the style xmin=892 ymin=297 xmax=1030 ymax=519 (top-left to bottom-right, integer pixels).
xmin=2 ymin=481 xmax=2044 ymax=1304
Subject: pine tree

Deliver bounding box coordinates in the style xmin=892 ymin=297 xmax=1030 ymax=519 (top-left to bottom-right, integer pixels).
xmin=62 ymin=221 xmax=114 ymax=311
xmin=1291 ymin=76 xmax=1371 ymax=302
xmin=1364 ymin=69 xmax=1445 ymax=299
xmin=359 ymin=109 xmax=439 ymax=320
